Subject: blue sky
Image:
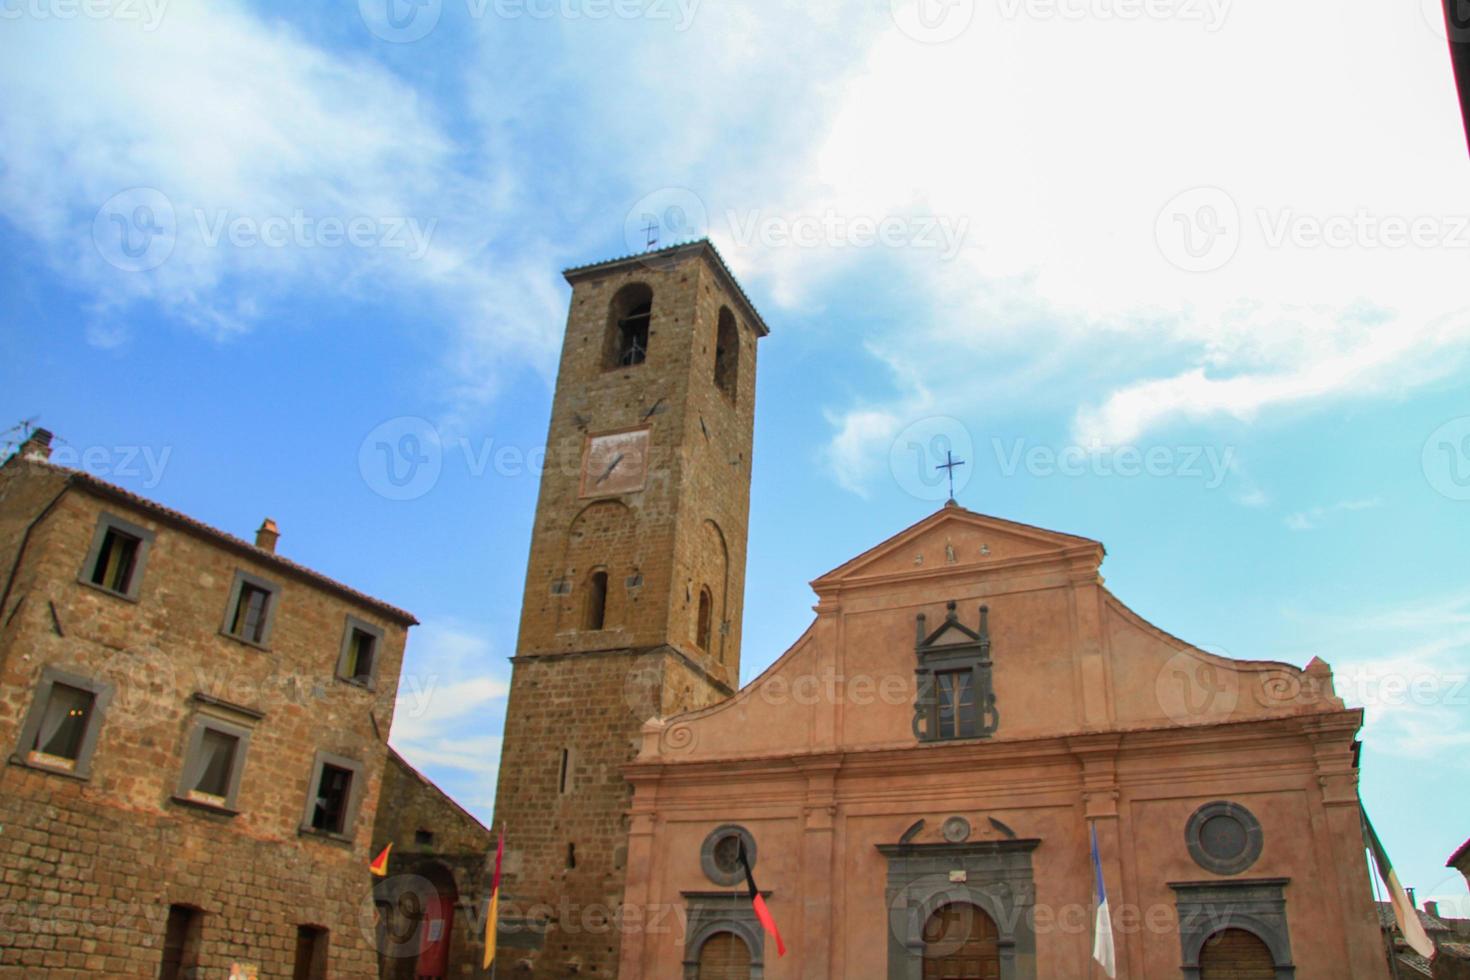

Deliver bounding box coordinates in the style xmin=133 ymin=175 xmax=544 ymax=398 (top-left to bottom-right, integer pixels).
xmin=3 ymin=0 xmax=1469 ymax=913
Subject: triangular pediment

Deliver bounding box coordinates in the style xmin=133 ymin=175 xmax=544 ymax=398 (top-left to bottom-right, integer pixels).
xmin=811 ymin=504 xmax=1103 ymax=590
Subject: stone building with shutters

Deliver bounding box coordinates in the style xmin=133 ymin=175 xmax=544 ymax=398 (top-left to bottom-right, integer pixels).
xmin=487 ymin=240 xmax=1391 ymax=979
xmin=0 ymin=430 xmax=417 ymax=977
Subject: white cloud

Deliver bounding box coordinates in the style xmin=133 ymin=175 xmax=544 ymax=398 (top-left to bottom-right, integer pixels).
xmin=791 ymin=0 xmax=1470 ymax=483
xmin=1283 ymin=497 xmax=1382 ymax=531
xmin=389 ymin=620 xmax=510 ymax=783
xmin=0 ymin=1 xmax=564 ymax=402
xmin=1289 ymin=590 xmax=1470 ymax=764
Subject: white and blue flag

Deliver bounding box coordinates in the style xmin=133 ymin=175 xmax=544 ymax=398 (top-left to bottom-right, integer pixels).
xmin=1091 ymin=823 xmax=1117 ymax=978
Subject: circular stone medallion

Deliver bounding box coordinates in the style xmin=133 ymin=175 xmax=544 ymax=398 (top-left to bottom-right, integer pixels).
xmin=941 ymin=816 xmax=972 ymax=843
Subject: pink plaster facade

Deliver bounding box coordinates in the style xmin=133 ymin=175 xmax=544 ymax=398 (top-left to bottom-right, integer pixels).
xmin=618 ymin=504 xmax=1387 ymax=978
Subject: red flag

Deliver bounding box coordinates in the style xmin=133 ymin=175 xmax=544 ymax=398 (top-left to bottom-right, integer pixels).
xmin=738 ymin=841 xmax=785 ymax=957
xmin=369 ymin=842 xmax=392 ymax=877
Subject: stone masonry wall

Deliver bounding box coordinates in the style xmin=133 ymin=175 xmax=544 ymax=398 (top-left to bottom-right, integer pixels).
xmin=493 ymin=247 xmax=763 ymax=979
xmin=370 ymin=751 xmax=495 ymax=979
xmin=0 ymin=459 xmax=411 ymax=978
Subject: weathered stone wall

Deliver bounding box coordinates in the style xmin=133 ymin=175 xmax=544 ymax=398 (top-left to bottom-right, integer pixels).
xmin=0 ymin=458 xmax=411 ymax=978
xmin=370 ymin=750 xmax=495 ymax=979
xmin=491 ymin=246 xmax=762 ymax=979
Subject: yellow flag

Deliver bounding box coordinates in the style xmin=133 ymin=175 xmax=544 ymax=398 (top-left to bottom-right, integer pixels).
xmin=483 ymin=829 xmax=504 ymax=970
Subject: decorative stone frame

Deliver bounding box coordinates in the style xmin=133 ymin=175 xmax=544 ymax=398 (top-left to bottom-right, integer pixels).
xmin=173 ymin=701 xmax=258 ymax=815
xmin=912 ymin=602 xmax=998 ymax=741
xmin=680 ymin=892 xmax=765 ymax=979
xmin=220 ymin=569 xmax=281 ymax=649
xmin=299 ymin=750 xmax=367 ymax=842
xmin=1169 ymin=878 xmax=1294 ymax=979
xmin=877 ymin=838 xmax=1040 ymax=980
xmin=700 ymin=824 xmax=757 ymax=887
xmin=1185 ymin=801 xmax=1263 ymax=875
xmin=335 ymin=615 xmax=385 ymax=690
xmin=11 ymin=665 xmax=114 ymax=780
xmin=77 ymin=511 xmax=155 ymax=602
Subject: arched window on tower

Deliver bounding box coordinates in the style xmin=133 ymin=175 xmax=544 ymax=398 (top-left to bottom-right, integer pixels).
xmin=606 ymin=284 xmax=653 ymax=369
xmin=714 ymin=307 xmax=738 ymax=401
xmin=584 ymin=570 xmax=608 ymax=630
xmin=696 ymin=587 xmax=713 ymax=651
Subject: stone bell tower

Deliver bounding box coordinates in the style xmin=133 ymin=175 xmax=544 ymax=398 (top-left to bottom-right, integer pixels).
xmin=490 ymin=240 xmax=768 ymax=977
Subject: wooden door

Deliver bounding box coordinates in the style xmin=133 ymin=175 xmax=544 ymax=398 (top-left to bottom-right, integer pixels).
xmin=1199 ymin=928 xmax=1276 ymax=980
xmin=414 ymin=887 xmax=453 ymax=980
xmin=697 ymin=932 xmax=752 ymax=980
xmin=922 ymin=903 xmax=1001 ymax=980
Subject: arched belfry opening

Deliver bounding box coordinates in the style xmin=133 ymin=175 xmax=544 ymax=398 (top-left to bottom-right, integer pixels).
xmin=714 ymin=307 xmax=738 ymax=401
xmin=606 ymin=283 xmax=653 ymax=369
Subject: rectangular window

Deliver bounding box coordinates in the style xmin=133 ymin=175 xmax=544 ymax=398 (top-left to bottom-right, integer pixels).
xmin=336 ymin=616 xmax=384 ymax=688
xmin=159 ymin=905 xmax=202 ymax=980
xmin=30 ymin=683 xmax=94 ymax=767
xmin=935 ymin=669 xmax=977 ymax=739
xmin=175 ymin=709 xmax=253 ymax=813
xmin=232 ymin=584 xmax=270 ymax=642
xmin=292 ymin=925 xmax=328 ymax=980
xmin=192 ymin=729 xmax=238 ymax=798
xmin=312 ymin=764 xmax=352 ymax=833
xmin=15 ymin=667 xmax=113 ymax=778
xmin=91 ymin=528 xmax=140 ymax=594
xmin=558 ymin=747 xmax=571 ymax=794
xmin=347 ymin=630 xmax=375 ymax=681
xmin=78 ymin=513 xmax=154 ymax=601
xmin=222 ymin=571 xmax=279 ymax=647
xmin=300 ymin=751 xmax=364 ymax=839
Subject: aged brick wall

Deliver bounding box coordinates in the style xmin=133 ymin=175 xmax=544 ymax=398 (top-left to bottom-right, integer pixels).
xmin=492 ymin=242 xmax=766 ymax=980
xmin=0 ymin=458 xmax=412 ymax=978
xmin=370 ymin=749 xmax=494 ymax=979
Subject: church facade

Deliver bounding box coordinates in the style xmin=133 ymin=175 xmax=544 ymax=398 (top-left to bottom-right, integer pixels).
xmin=619 ymin=504 xmax=1386 ymax=978
xmin=491 ymin=240 xmax=1387 ymax=979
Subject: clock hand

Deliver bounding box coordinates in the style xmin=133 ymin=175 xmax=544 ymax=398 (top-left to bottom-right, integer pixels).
xmin=596 ymin=453 xmax=625 ymax=483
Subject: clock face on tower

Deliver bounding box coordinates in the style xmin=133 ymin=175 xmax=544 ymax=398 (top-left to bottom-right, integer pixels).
xmin=579 ymin=428 xmax=651 ymax=498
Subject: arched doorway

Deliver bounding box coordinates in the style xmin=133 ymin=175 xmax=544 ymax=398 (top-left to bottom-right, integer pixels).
xmin=697 ymin=931 xmax=751 ymax=980
xmin=385 ymin=863 xmax=457 ymax=980
xmin=1199 ymin=928 xmax=1276 ymax=979
xmin=922 ymin=902 xmax=1001 ymax=980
